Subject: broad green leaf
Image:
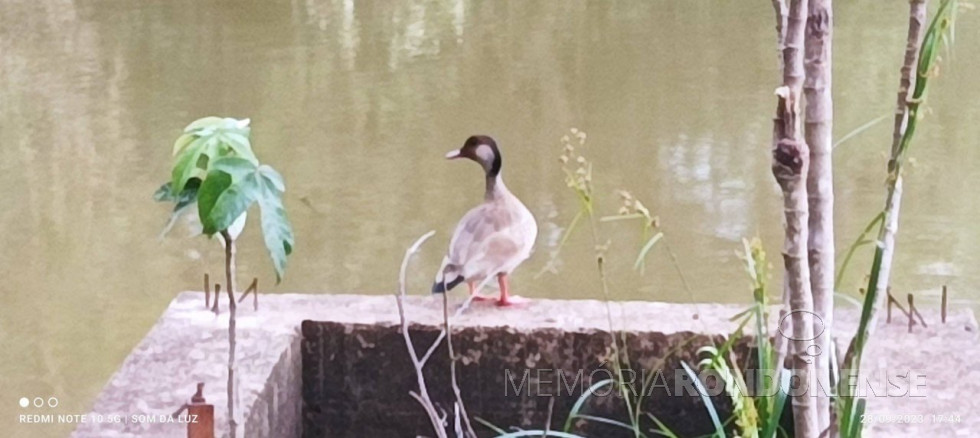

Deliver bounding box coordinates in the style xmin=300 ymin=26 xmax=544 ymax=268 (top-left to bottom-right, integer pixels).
xmin=184 ymin=116 xmax=226 ymax=132
xmin=158 ymin=200 xmax=197 ymax=239
xmin=156 ymin=178 xmax=200 ymax=209
xmin=170 ymin=136 xmax=217 ymax=195
xmin=259 ymin=165 xmax=285 ymax=192
xmin=258 ymin=174 xmax=294 ymax=283
xmin=163 ymin=117 xmax=293 ymax=283
xmin=154 ymin=182 xmax=173 ymax=202
xmin=220 ymin=132 xmax=258 ymax=164
xmin=172 ymin=133 xmax=197 ymax=156
xmin=196 ymin=170 xmax=233 ymax=236
xmin=155 ymin=179 xmax=202 ymax=238
xmin=210 ymin=157 xmax=258 ymax=181
xmin=184 ymin=116 xmax=249 ymax=134
xmin=202 ymin=171 xmax=262 ymax=236
xmin=170 ymin=117 xmax=257 ymax=196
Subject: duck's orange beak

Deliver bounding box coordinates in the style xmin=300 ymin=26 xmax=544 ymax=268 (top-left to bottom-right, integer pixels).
xmin=445 ymin=149 xmax=462 ymax=159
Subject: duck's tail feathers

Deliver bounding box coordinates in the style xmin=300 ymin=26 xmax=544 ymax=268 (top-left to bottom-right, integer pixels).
xmin=431 ymin=275 xmax=465 ymax=294
xmin=432 ymin=258 xmax=464 ymax=294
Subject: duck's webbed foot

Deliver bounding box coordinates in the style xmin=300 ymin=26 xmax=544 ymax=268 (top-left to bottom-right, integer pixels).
xmin=468 ymin=282 xmax=494 ymax=302
xmin=495 ymin=273 xmax=530 ymax=307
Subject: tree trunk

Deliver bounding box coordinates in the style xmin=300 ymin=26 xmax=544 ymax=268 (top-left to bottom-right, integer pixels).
xmin=221 ymin=230 xmax=240 ymax=438
xmin=772 ymin=1 xmax=819 ymax=437
xmin=803 ymin=0 xmax=834 ymax=435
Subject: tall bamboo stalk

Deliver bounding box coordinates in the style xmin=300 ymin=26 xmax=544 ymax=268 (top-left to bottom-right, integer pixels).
xmin=837 ymin=2 xmax=960 ymax=437
xmin=772 ymin=0 xmax=819 ymax=436
xmin=803 ymin=0 xmax=834 ymax=435
xmin=841 ymin=0 xmax=928 ymax=377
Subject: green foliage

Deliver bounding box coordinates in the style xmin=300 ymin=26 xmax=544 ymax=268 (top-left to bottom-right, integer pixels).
xmin=539 ymin=129 xmax=664 ymax=278
xmin=154 ymin=178 xmax=202 ymax=238
xmin=170 ymin=117 xmax=257 ymax=197
xmin=155 ymin=116 xmax=295 ymax=283
xmin=832 ymin=113 xmax=890 ymax=150
xmin=698 ymin=332 xmax=755 ymax=437
xmin=688 ymin=238 xmax=789 ymax=438
xmin=835 ymin=212 xmax=884 ymax=291
xmin=552 ymin=129 xmax=662 ymax=437
xmin=680 ymin=361 xmax=725 ymax=438
xmin=563 ymin=378 xmax=616 ymax=432
xmin=518 ymin=133 xmax=791 ymax=438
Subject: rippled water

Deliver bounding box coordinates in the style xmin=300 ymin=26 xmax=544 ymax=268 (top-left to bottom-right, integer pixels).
xmin=1 ymin=1 xmax=978 ymax=435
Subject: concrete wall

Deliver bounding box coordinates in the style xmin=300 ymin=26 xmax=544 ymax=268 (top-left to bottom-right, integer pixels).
xmin=74 ymin=292 xmax=979 ymax=438
xmin=300 ymin=320 xmax=743 ymax=437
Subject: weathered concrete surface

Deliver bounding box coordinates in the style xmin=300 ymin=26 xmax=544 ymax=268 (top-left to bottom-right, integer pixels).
xmin=836 ymin=308 xmax=980 ymax=437
xmin=75 ymin=292 xmax=977 ymax=438
xmin=72 ymin=292 xmax=309 ymax=438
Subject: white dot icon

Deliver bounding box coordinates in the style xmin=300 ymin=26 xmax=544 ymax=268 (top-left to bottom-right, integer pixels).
xmin=19 ymin=397 xmax=28 ymax=408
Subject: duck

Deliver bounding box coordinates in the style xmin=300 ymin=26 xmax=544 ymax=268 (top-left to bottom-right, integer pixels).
xmin=431 ymin=135 xmax=538 ymax=306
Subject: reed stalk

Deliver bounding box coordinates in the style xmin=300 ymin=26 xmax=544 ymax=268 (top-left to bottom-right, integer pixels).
xmin=839 ymin=1 xmax=958 ymax=436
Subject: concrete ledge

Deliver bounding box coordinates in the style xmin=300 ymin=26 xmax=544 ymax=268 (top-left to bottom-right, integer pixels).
xmin=73 ymin=292 xmax=978 ymax=437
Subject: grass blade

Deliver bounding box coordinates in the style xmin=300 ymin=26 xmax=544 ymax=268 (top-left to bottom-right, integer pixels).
xmin=474 ymin=416 xmax=507 ymax=435
xmin=563 ymin=378 xmax=614 ymax=432
xmin=646 ymin=413 xmax=680 ymax=438
xmin=600 ymin=213 xmax=647 ymax=222
xmin=762 ymin=369 xmax=790 ymax=438
xmin=495 ymin=430 xmax=588 ymax=438
xmin=681 ymin=361 xmax=725 ymax=438
xmin=832 ymin=113 xmax=890 ymax=150
xmin=567 ymin=414 xmax=647 ymax=436
xmin=834 ymin=292 xmax=864 ymax=309
xmin=633 ymin=232 xmax=664 ymax=271
xmin=835 ymin=211 xmax=885 ymax=290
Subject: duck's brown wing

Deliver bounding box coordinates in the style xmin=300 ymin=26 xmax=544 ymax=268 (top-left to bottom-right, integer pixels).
xmin=447 ymin=203 xmax=525 ymax=277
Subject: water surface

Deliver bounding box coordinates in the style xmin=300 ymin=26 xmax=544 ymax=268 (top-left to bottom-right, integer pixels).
xmin=1 ymin=1 xmax=978 ymax=435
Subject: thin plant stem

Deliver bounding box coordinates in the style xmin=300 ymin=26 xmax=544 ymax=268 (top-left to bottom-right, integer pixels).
xmin=220 ymin=230 xmax=239 ymax=438
xmin=394 ymin=231 xmax=447 ymax=438
xmin=443 ymin=290 xmax=477 ymax=438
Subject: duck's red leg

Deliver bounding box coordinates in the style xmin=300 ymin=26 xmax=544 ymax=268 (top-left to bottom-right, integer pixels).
xmin=496 ymin=273 xmax=528 ymax=306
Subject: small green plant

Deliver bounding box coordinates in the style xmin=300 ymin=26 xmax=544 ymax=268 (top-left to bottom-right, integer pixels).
xmin=548 ymin=129 xmax=665 ymax=436
xmin=155 ymin=117 xmax=294 ymax=281
xmin=539 ymin=129 xmax=662 ymax=278
xmin=154 ymin=116 xmax=295 ymax=437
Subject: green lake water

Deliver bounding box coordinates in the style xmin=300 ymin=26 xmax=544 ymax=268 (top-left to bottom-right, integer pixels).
xmin=1 ymin=1 xmax=978 ymax=436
